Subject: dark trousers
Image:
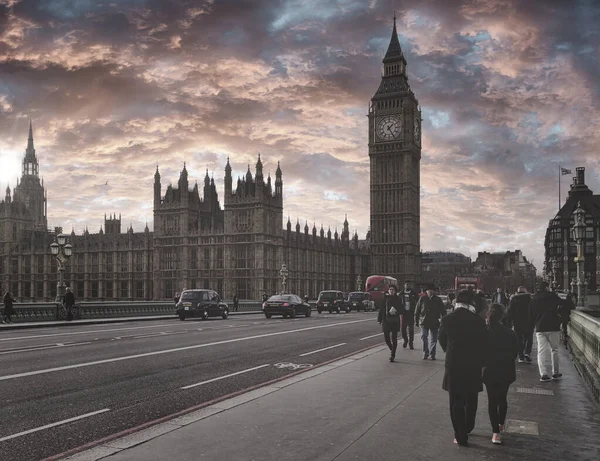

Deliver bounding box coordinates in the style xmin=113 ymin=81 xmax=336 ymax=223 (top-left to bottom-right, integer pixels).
xmin=383 ymin=325 xmax=398 ymax=357
xmin=449 ymin=391 xmax=479 ymax=444
xmin=401 ymin=313 xmax=414 ymax=346
xmin=485 ymin=382 xmax=510 ymax=433
xmin=516 ymin=330 xmax=533 ymax=358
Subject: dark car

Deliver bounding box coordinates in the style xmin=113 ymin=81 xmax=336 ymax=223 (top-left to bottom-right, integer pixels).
xmin=176 ymin=289 xmax=229 ymax=321
xmin=347 ymin=292 xmax=375 ymax=312
xmin=316 ymin=290 xmax=350 ymax=314
xmin=262 ymin=294 xmax=311 ymax=319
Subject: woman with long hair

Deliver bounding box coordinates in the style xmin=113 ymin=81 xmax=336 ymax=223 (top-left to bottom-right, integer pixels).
xmin=483 ymin=303 xmax=519 ymax=444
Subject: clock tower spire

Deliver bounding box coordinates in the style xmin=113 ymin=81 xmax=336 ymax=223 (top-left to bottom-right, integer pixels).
xmin=368 ymin=16 xmax=421 ymax=283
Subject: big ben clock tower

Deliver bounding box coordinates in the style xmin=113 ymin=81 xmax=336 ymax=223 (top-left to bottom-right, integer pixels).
xmin=369 ymin=15 xmax=421 ymax=283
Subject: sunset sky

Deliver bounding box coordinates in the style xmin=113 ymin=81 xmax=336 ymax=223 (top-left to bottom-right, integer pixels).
xmin=1 ymin=0 xmax=599 ymax=268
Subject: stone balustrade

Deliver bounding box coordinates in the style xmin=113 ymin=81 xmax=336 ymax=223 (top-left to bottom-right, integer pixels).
xmin=568 ymin=310 xmax=600 ymax=402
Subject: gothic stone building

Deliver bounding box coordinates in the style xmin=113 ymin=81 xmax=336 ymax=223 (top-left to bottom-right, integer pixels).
xmin=1 ymin=20 xmax=418 ymax=301
xmin=544 ymin=167 xmax=599 ymax=292
xmin=369 ymin=16 xmax=421 ymax=283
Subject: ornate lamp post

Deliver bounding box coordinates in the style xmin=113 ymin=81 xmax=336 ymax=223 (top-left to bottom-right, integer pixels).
xmin=571 ymin=202 xmax=586 ymax=308
xmin=356 ymin=275 xmax=362 ymax=292
xmin=279 ymin=263 xmax=288 ymax=294
xmin=50 ymin=233 xmax=73 ymax=303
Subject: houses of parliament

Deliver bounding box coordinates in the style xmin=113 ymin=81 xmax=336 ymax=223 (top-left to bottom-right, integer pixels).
xmin=0 ymin=19 xmax=421 ymax=301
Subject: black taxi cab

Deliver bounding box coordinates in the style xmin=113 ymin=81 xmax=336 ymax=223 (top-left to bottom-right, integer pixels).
xmin=176 ymin=289 xmax=229 ymax=321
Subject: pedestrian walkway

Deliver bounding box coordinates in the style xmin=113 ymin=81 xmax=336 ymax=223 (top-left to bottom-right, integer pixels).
xmin=61 ymin=339 xmax=600 ymax=461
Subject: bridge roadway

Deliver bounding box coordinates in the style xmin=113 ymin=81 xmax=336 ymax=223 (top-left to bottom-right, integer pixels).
xmin=0 ymin=311 xmax=383 ymax=461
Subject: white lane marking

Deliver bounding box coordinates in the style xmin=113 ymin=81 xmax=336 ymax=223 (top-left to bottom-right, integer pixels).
xmin=299 ymin=343 xmax=346 ymax=357
xmin=132 ymin=331 xmax=185 ymax=339
xmin=359 ymin=333 xmax=381 ymax=341
xmin=0 ymin=342 xmax=92 ymax=355
xmin=181 ymin=364 xmax=270 ymax=390
xmin=0 ymin=318 xmax=373 ymax=381
xmin=0 ymin=323 xmax=180 ymax=342
xmin=0 ymin=408 xmax=110 ymax=442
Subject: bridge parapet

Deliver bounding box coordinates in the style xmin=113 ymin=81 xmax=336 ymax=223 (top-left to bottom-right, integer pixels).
xmin=569 ymin=310 xmax=600 ymax=402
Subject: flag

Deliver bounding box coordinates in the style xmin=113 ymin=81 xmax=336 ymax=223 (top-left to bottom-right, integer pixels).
xmin=561 ymin=168 xmax=572 ymax=175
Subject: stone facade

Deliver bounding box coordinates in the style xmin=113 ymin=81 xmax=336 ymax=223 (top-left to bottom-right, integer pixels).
xmin=544 ymin=167 xmax=599 ymax=291
xmin=368 ymin=16 xmax=421 ymax=283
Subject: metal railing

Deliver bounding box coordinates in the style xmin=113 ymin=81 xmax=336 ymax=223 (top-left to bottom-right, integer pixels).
xmin=6 ymin=300 xmax=265 ymax=322
xmin=568 ymin=310 xmax=600 ymax=402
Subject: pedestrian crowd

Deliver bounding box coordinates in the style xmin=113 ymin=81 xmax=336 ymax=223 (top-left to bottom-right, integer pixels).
xmin=377 ymin=280 xmax=575 ymax=447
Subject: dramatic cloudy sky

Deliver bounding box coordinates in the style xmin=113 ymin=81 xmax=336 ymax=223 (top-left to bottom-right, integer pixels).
xmin=1 ymin=0 xmax=599 ymax=267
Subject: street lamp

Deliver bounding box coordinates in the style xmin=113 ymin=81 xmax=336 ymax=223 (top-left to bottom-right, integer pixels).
xmin=356 ymin=275 xmax=362 ymax=292
xmin=571 ymin=201 xmax=586 ymax=308
xmin=551 ymin=258 xmax=558 ymax=291
xmin=50 ymin=233 xmax=73 ymax=303
xmin=279 ymin=263 xmax=288 ymax=294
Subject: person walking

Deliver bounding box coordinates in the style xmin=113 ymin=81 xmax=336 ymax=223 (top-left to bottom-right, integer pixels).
xmin=63 ymin=287 xmax=76 ymax=321
xmin=492 ymin=288 xmax=509 ymax=307
xmin=506 ymin=286 xmax=534 ymax=363
xmin=530 ymin=281 xmax=563 ymax=382
xmin=2 ymin=291 xmax=16 ymax=324
xmin=262 ymin=292 xmax=268 ymax=303
xmin=415 ymin=288 xmax=446 ymax=360
xmin=559 ymin=293 xmax=575 ymax=346
xmin=378 ymin=285 xmax=402 ymax=362
xmin=232 ymin=294 xmax=239 ymax=312
xmin=400 ymin=281 xmax=418 ymax=349
xmin=439 ymin=289 xmax=487 ymax=446
xmin=483 ymin=304 xmax=519 ymax=445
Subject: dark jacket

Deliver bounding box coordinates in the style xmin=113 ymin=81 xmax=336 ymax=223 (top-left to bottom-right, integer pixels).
xmin=559 ymin=296 xmax=575 ymax=324
xmin=63 ymin=291 xmax=75 ymax=308
xmin=378 ymin=294 xmax=402 ymax=332
xmin=3 ymin=293 xmax=16 ymax=315
xmin=530 ymin=290 xmax=562 ymax=332
xmin=415 ymin=295 xmax=446 ymax=329
xmin=506 ymin=293 xmax=533 ymax=332
xmin=492 ymin=292 xmax=509 ymax=306
xmin=483 ymin=323 xmax=518 ymax=385
xmin=400 ymin=290 xmax=418 ymax=319
xmin=439 ymin=307 xmax=487 ymax=394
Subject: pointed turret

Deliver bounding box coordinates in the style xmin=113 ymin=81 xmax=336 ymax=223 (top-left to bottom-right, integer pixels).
xmin=246 ymin=164 xmax=253 ymax=182
xmin=275 ymin=161 xmax=282 ymax=196
xmin=154 ymin=165 xmax=161 ymax=208
xmin=5 ymin=185 xmax=11 ymax=203
xmin=296 ymin=218 xmax=300 ymax=233
xmin=23 ymin=119 xmax=39 ymax=176
xmin=320 ymin=224 xmax=324 ymax=238
xmin=255 ymin=153 xmax=264 ymax=184
xmin=383 ymin=13 xmax=404 ymax=63
xmin=225 ymin=157 xmax=232 ymax=195
xmin=287 ymin=216 xmax=292 ymax=232
xmin=313 ymin=222 xmax=317 ymax=237
xmin=304 ymin=220 xmax=309 ymax=234
xmin=327 ymin=226 xmax=332 ymax=240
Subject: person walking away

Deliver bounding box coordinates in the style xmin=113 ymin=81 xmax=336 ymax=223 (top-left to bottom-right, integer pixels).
xmin=439 ymin=289 xmax=487 ymax=446
xmin=63 ymin=287 xmax=76 ymax=321
xmin=174 ymin=292 xmax=180 ymax=305
xmin=415 ymin=288 xmax=446 ymax=360
xmin=506 ymin=286 xmax=533 ymax=363
xmin=492 ymin=288 xmax=509 ymax=307
xmin=401 ymin=281 xmax=418 ymax=349
xmin=530 ymin=281 xmax=563 ymax=382
xmin=447 ymin=292 xmax=455 ymax=311
xmin=262 ymin=292 xmax=268 ymax=303
xmin=2 ymin=291 xmax=16 ymax=324
xmin=378 ymin=284 xmax=402 ymax=362
xmin=483 ymin=304 xmax=519 ymax=445
xmin=232 ymin=294 xmax=239 ymax=312
xmin=559 ymin=293 xmax=575 ymax=346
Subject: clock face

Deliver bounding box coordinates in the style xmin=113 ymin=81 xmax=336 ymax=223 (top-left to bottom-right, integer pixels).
xmin=376 ymin=115 xmax=402 ymax=141
xmin=414 ymin=115 xmax=421 ymax=145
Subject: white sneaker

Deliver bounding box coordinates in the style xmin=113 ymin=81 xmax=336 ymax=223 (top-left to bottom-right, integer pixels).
xmin=492 ymin=433 xmax=502 ymax=444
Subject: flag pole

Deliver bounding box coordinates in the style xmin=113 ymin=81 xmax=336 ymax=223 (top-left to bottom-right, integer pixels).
xmin=559 ymin=165 xmax=561 ymax=211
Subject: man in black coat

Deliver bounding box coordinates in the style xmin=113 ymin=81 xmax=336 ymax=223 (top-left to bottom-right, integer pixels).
xmin=400 ymin=281 xmax=419 ymax=349
xmin=63 ymin=287 xmax=76 ymax=321
xmin=415 ymin=288 xmax=446 ymax=360
xmin=506 ymin=286 xmax=533 ymax=363
xmin=530 ymin=281 xmax=563 ymax=382
xmin=439 ymin=289 xmax=487 ymax=446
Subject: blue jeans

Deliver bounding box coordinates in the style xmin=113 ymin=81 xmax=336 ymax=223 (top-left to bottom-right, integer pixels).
xmin=421 ymin=327 xmax=439 ymax=358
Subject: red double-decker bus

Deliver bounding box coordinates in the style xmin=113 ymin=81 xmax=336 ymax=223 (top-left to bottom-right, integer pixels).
xmin=455 ymin=276 xmax=483 ymax=292
xmin=365 ymin=275 xmax=398 ymax=310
